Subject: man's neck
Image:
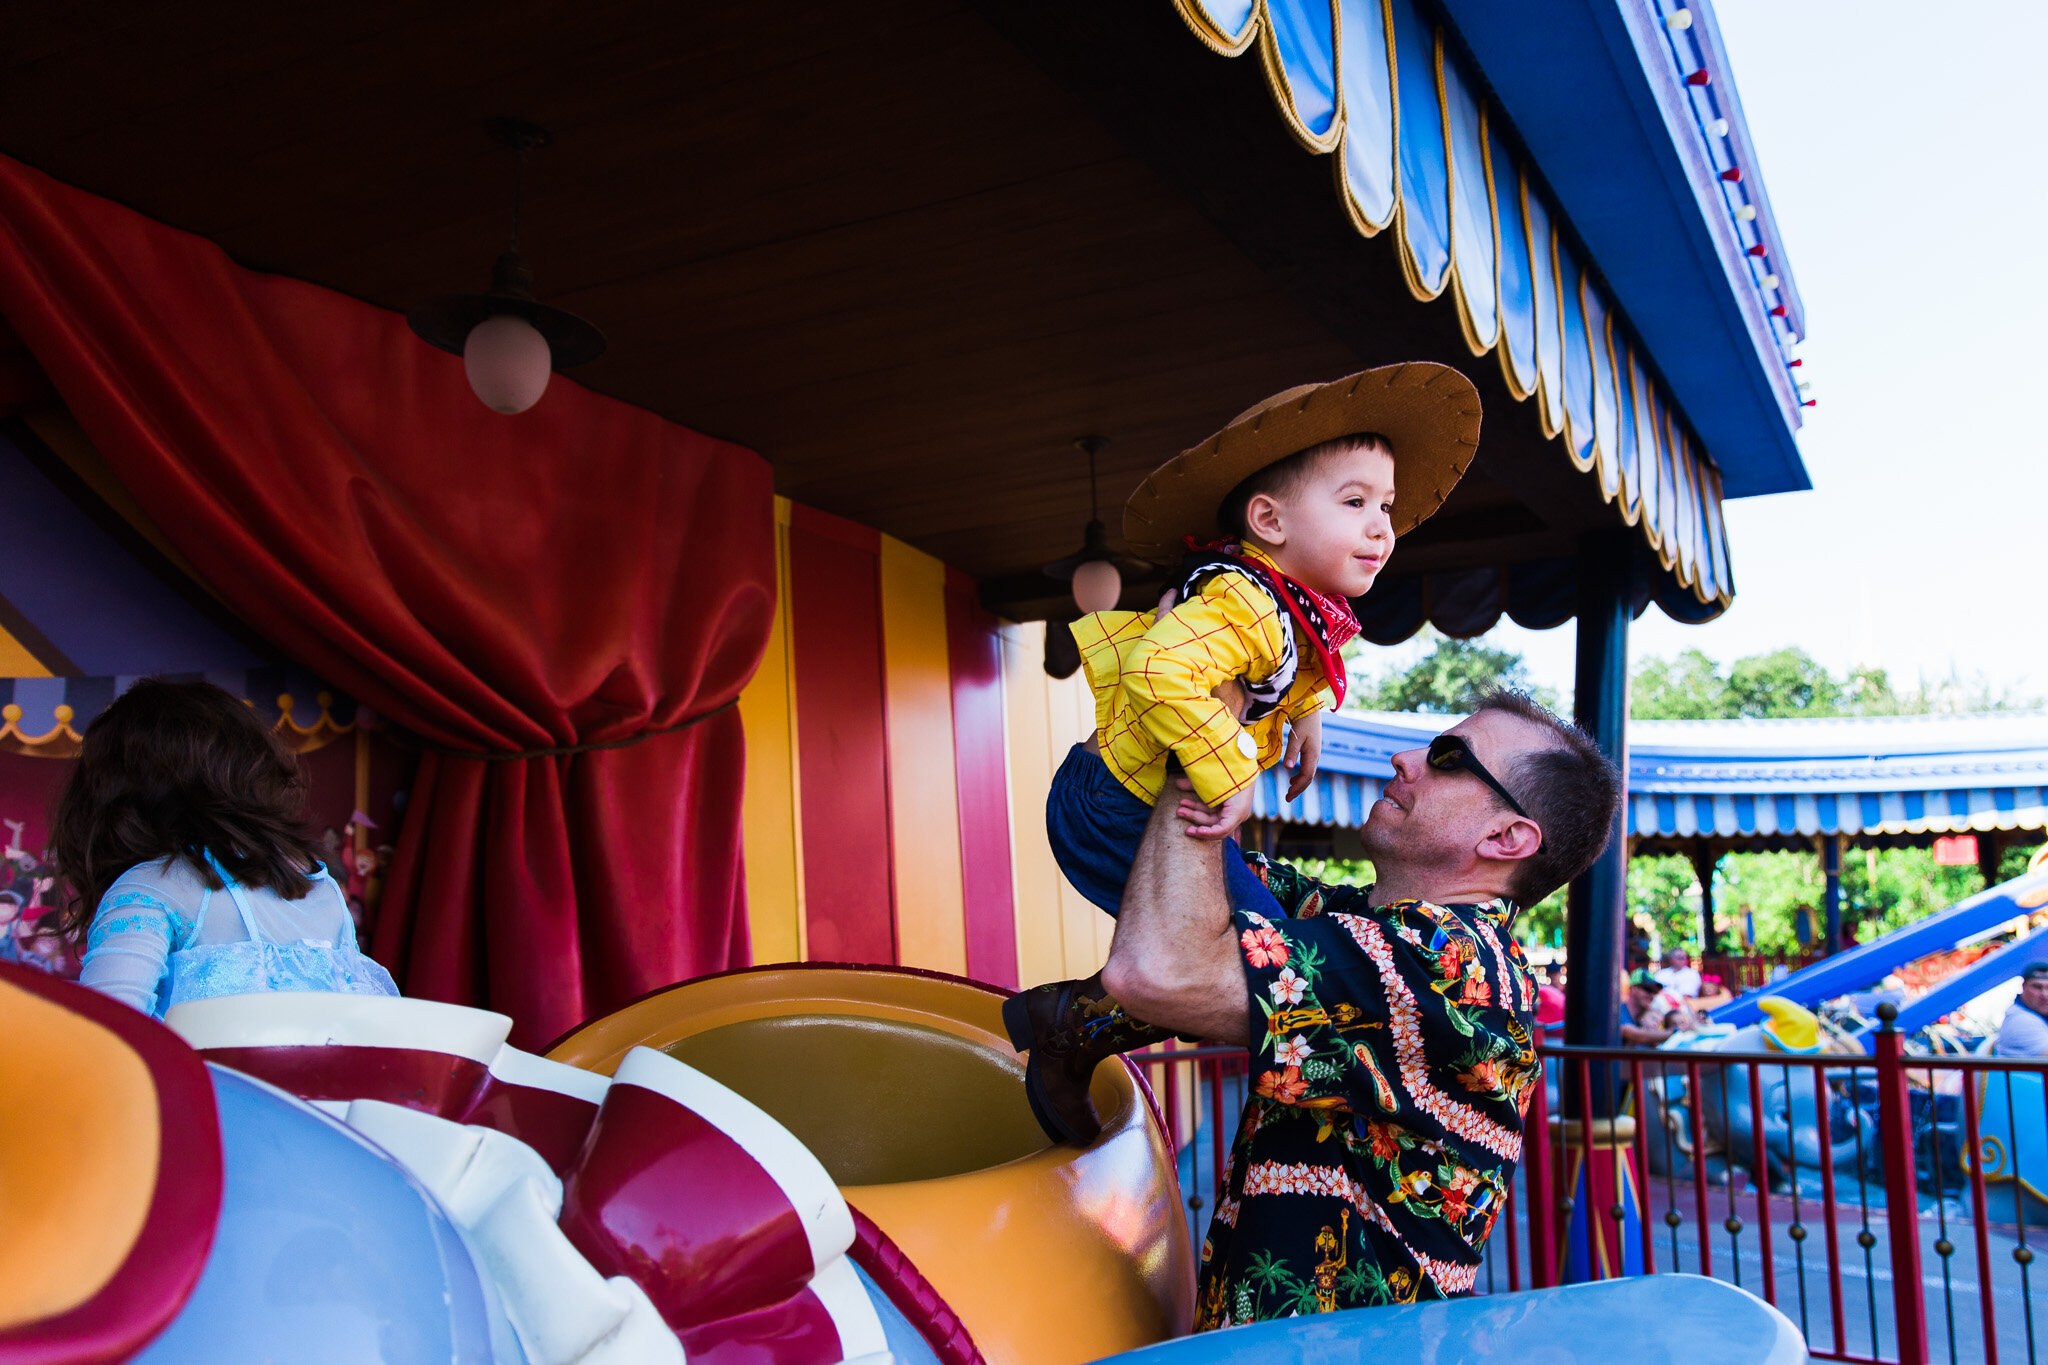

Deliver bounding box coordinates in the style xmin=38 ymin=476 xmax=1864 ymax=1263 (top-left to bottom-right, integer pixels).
xmin=1365 ymin=864 xmax=1514 ymax=910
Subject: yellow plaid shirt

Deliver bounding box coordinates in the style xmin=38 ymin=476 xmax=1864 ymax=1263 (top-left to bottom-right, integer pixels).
xmin=1073 ymin=546 xmax=1334 ymax=806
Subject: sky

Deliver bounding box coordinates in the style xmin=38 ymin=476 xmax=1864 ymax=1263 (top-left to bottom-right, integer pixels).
xmin=1376 ymin=1 xmax=2048 ymax=704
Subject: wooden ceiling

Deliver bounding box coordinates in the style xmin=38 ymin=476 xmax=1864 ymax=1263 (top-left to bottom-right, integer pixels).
xmin=0 ymin=0 xmax=1623 ymax=607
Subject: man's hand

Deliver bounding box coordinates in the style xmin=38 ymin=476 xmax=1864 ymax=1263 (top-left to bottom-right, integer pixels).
xmin=1284 ymin=709 xmax=1323 ymax=801
xmin=1175 ymin=779 xmax=1254 ymax=841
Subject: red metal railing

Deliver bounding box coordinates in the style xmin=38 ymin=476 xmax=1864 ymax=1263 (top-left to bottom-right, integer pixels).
xmin=1134 ymin=1020 xmax=2048 ymax=1365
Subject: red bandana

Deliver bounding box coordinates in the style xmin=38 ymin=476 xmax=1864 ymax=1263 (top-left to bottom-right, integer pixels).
xmin=1185 ymin=538 xmax=1360 ymax=707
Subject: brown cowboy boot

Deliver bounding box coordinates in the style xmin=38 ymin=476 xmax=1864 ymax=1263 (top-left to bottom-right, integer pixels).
xmin=1001 ymin=972 xmax=1174 ymax=1145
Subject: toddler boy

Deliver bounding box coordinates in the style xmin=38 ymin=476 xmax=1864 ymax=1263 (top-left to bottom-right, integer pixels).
xmin=1006 ymin=361 xmax=1483 ymax=1143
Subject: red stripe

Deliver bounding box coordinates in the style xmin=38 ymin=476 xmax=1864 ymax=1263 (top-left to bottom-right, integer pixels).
xmin=788 ymin=503 xmax=896 ymax=965
xmin=199 ymin=1044 xmax=600 ymax=1175
xmin=679 ymin=1285 xmax=845 ymax=1365
xmin=559 ymin=1080 xmax=815 ymax=1331
xmin=0 ymin=964 xmax=222 ymax=1364
xmin=944 ymin=567 xmax=1016 ymax=989
xmin=846 ymin=1206 xmax=987 ymax=1365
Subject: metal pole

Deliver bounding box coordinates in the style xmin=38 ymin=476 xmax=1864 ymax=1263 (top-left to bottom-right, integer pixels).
xmin=1691 ymin=841 xmax=1720 ymax=956
xmin=1566 ymin=532 xmax=1632 ymax=1113
xmin=1873 ymin=1003 xmax=1931 ymax=1365
xmin=1822 ymin=833 xmax=1843 ymax=956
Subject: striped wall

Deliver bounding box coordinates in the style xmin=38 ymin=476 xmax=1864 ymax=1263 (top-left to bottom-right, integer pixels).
xmin=737 ymin=498 xmax=1113 ymax=991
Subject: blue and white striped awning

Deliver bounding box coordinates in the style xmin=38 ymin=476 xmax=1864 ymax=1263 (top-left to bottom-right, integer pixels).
xmin=1255 ymin=710 xmax=2048 ymax=842
xmin=1623 ymin=713 xmax=2048 ymax=843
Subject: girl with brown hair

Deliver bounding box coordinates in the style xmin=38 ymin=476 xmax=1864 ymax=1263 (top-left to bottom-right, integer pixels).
xmin=56 ymin=677 xmax=396 ymax=1015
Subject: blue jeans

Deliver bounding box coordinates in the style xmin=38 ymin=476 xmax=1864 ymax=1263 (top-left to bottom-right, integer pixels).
xmin=1045 ymin=743 xmax=1284 ymax=920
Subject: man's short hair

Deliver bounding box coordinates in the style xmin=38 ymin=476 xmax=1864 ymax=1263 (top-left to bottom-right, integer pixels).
xmin=1471 ymin=688 xmax=1623 ymax=906
xmin=2023 ymin=962 xmax=2048 ymax=984
xmin=1217 ymin=432 xmax=1393 ymax=540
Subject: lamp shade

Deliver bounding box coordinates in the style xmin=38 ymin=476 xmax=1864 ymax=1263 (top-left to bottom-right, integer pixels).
xmin=1071 ymin=559 xmax=1123 ymax=614
xmin=464 ymin=315 xmax=554 ymax=415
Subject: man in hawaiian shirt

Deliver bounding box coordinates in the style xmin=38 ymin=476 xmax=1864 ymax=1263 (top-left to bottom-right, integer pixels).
xmin=1100 ymin=689 xmax=1622 ymax=1325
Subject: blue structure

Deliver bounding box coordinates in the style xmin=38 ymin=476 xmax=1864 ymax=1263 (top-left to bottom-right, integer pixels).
xmin=1092 ymin=1273 xmax=1805 ymax=1365
xmin=1256 ymin=710 xmax=2048 ymax=851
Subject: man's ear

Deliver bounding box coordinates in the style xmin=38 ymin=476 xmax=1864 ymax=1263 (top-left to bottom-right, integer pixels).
xmin=1479 ymin=816 xmax=1542 ymax=865
xmin=1242 ymin=490 xmax=1286 ymax=546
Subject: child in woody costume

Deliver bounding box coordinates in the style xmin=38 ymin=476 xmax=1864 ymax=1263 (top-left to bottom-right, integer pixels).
xmin=1004 ymin=362 xmax=1482 ymax=1144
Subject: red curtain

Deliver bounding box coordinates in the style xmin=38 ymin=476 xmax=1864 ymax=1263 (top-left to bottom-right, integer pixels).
xmin=0 ymin=155 xmax=774 ymax=1046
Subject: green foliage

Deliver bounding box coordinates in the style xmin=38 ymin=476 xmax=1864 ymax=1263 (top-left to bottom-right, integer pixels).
xmin=1633 ymin=646 xmax=2038 ymax=720
xmin=1628 ymin=649 xmax=1726 ymax=720
xmin=1518 ymin=885 xmax=1568 ymax=948
xmin=1628 ymin=855 xmax=1704 ymax=951
xmin=1678 ymin=842 xmax=2041 ymax=954
xmin=1284 ymin=856 xmax=1372 ymax=888
xmin=1349 ymin=628 xmax=1559 ymax=715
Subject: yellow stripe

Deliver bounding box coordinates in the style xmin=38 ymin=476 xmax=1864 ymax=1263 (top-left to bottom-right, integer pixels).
xmin=0 ymin=624 xmax=52 ymax=677
xmin=738 ymin=497 xmax=805 ymax=965
xmin=999 ymin=621 xmax=1115 ymax=986
xmin=878 ymin=535 xmax=967 ymax=976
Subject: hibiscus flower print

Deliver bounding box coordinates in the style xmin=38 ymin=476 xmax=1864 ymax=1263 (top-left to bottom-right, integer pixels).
xmin=1255 ymin=1066 xmax=1309 ymax=1105
xmin=1269 ymin=967 xmax=1307 ymax=1006
xmin=1456 ymin=1059 xmax=1502 ymax=1095
xmin=1274 ymin=1033 xmax=1313 ymax=1067
xmin=1241 ymin=925 xmax=1290 ymax=968
xmin=1366 ymin=1121 xmax=1403 ymax=1161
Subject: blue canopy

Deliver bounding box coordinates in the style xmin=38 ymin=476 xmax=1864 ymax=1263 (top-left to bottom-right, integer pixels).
xmin=1253 ymin=710 xmax=2048 ymax=850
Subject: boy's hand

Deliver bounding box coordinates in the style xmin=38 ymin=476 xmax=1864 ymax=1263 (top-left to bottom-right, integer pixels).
xmin=1172 ymin=777 xmax=1255 ymax=841
xmin=1283 ymin=709 xmax=1323 ymax=800
xmin=1153 ymin=586 xmax=1180 ymax=619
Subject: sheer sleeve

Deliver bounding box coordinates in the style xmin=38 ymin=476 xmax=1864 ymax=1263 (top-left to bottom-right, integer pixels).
xmin=79 ymin=888 xmax=179 ymax=1014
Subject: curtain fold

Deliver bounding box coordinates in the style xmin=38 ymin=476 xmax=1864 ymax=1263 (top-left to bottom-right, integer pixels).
xmin=0 ymin=154 xmax=775 ymax=1046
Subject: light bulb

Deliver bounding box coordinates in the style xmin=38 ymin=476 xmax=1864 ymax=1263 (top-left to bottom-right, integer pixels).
xmin=1762 ymin=273 xmax=1780 ymax=289
xmin=464 ymin=314 xmax=554 ymax=414
xmin=1735 ymin=204 xmax=1756 ymax=222
xmin=1071 ymin=559 xmax=1123 ymax=614
xmin=1708 ymin=118 xmax=1730 ymax=138
xmin=1666 ymin=8 xmax=1693 ymax=30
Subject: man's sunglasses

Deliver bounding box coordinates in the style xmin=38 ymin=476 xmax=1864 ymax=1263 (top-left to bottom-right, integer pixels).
xmin=1426 ymin=734 xmax=1537 ymax=829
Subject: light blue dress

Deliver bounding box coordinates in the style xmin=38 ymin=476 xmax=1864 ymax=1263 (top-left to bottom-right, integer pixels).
xmin=79 ymin=850 xmax=398 ymax=1016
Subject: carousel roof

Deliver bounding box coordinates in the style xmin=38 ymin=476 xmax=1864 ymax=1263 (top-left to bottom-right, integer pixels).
xmin=1167 ymin=0 xmax=1808 ymax=631
xmin=1254 ymin=710 xmax=2048 ymax=846
xmin=0 ymin=0 xmax=1807 ymax=639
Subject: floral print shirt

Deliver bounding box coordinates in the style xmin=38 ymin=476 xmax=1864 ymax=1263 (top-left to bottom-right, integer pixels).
xmin=1194 ymin=853 xmax=1541 ymax=1329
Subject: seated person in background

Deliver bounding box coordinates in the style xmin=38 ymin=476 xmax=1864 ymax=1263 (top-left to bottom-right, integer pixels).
xmin=63 ymin=679 xmax=398 ymax=1016
xmin=1534 ymin=963 xmax=1566 ymax=1034
xmin=1655 ymin=946 xmax=1702 ymax=998
xmin=1622 ymin=968 xmax=1693 ymax=1046
xmin=1994 ymin=963 xmax=2048 ymax=1057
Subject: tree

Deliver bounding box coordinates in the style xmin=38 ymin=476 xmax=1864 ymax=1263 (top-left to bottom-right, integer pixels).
xmin=1351 ymin=629 xmax=1557 ymax=714
xmin=1630 ymin=648 xmax=1727 ymax=720
xmin=1724 ymin=648 xmax=1843 ymax=718
xmin=1632 ymin=646 xmax=2036 ymax=721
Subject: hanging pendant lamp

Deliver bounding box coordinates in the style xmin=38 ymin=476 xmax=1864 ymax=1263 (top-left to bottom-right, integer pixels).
xmin=1043 ymin=437 xmax=1149 ymax=614
xmin=408 ymin=118 xmax=606 ymax=415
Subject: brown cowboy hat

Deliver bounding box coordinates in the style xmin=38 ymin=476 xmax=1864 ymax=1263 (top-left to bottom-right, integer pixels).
xmin=1123 ymin=362 xmax=1482 ymax=560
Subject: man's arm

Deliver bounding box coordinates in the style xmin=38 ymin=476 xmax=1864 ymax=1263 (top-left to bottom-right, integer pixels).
xmin=1099 ymin=777 xmax=1252 ymax=1045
